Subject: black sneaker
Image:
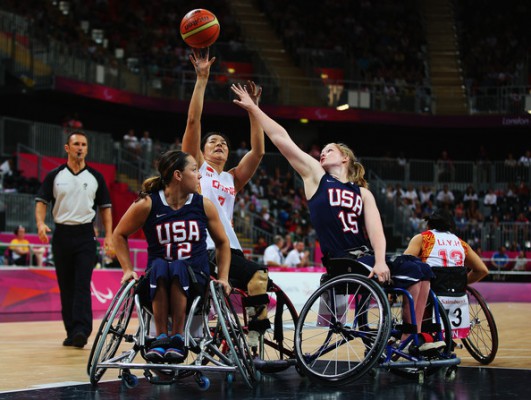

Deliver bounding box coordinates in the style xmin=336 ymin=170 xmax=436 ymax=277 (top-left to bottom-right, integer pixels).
xmin=63 ymin=337 xmax=73 ymax=346
xmin=72 ymin=332 xmax=88 ymax=348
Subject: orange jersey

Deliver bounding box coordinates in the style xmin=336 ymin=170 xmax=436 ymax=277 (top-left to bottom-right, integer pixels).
xmin=418 ymin=229 xmax=469 ymax=267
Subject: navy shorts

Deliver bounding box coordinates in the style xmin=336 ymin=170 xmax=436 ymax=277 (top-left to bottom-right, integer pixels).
xmin=356 ymin=254 xmax=434 ymax=289
xmin=148 ymin=256 xmax=209 ymax=300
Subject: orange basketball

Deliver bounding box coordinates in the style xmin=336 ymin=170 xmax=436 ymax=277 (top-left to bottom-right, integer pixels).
xmin=180 ymin=9 xmax=220 ymax=48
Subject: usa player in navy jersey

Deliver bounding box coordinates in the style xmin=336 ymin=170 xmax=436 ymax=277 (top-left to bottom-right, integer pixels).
xmin=113 ymin=150 xmax=231 ymax=363
xmin=231 ymin=83 xmax=444 ymax=352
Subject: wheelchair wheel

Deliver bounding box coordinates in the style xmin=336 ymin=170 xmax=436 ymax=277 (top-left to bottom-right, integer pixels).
xmin=210 ymin=281 xmax=258 ymax=389
xmin=228 ymin=282 xmax=298 ymax=373
xmin=461 ymin=285 xmax=498 ymax=364
xmin=295 ymin=274 xmax=391 ymax=386
xmin=88 ymin=279 xmax=136 ymax=385
xmin=388 ymin=291 xmax=453 ymax=380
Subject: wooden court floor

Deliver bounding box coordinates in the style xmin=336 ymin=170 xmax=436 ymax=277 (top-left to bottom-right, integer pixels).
xmin=0 ymin=302 xmax=530 ymax=393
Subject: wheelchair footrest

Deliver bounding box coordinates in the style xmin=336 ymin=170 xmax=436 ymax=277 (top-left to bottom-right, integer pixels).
xmin=379 ymin=356 xmax=461 ymax=369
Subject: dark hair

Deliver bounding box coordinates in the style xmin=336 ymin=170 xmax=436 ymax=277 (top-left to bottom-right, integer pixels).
xmin=424 ymin=209 xmax=455 ymax=232
xmin=14 ymin=225 xmax=25 ymax=235
xmin=200 ymin=132 xmax=232 ymax=154
xmin=65 ymin=130 xmax=87 ymax=144
xmin=137 ymin=150 xmax=190 ymax=200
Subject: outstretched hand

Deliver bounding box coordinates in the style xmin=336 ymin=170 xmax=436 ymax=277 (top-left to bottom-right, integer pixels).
xmin=189 ymin=47 xmax=216 ymax=78
xmin=231 ymin=83 xmax=258 ymax=111
xmin=246 ymin=80 xmax=262 ymax=106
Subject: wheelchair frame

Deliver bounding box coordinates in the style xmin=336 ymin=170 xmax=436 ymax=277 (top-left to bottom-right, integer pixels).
xmin=228 ymin=281 xmax=299 ymax=373
xmin=293 ymin=265 xmax=460 ymax=386
xmin=87 ymin=274 xmax=259 ymax=390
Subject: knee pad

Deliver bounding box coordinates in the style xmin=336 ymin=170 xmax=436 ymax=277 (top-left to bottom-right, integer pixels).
xmin=247 ymin=270 xmax=268 ymax=296
xmin=244 ymin=270 xmax=270 ymax=325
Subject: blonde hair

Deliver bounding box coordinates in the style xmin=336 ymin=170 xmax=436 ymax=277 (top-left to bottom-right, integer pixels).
xmin=334 ymin=143 xmax=368 ymax=188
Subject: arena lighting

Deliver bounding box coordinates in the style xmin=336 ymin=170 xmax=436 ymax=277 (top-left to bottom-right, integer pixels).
xmin=336 ymin=104 xmax=349 ymax=111
xmin=227 ymin=68 xmax=235 ymax=74
xmin=299 ymin=118 xmax=309 ymax=124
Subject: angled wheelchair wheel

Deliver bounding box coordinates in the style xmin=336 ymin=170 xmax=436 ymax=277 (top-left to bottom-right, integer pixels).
xmin=87 ymin=279 xmax=137 ymax=385
xmin=388 ymin=291 xmax=454 ymax=380
xmin=228 ymin=282 xmax=298 ymax=373
xmin=210 ymin=281 xmax=258 ymax=389
xmin=295 ymin=274 xmax=391 ymax=386
xmin=461 ymin=286 xmax=498 ymax=364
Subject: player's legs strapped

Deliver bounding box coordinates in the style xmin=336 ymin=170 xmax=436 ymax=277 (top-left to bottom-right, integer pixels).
xmin=244 ymin=269 xmax=271 ymax=334
xmin=210 ymin=249 xmax=271 ymax=344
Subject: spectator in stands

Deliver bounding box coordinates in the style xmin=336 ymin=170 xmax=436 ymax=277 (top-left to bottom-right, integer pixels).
xmin=0 ymin=156 xmax=15 ymax=177
xmin=281 ymin=233 xmax=294 ymax=257
xmin=263 ymin=235 xmax=285 ymax=267
xmin=235 ymin=140 xmax=249 ymax=159
xmin=418 ymin=185 xmax=434 ymax=207
xmin=504 ymin=152 xmax=517 ymax=168
xmin=232 ymin=83 xmax=441 ymax=351
xmin=140 ymin=130 xmax=153 ymax=155
xmin=491 ymin=246 xmax=510 ymax=270
xmin=518 ymin=149 xmax=531 ymax=167
xmin=180 ymin=48 xmax=270 ymax=347
xmin=437 ymin=150 xmax=454 ymax=181
xmin=284 ymin=241 xmax=310 ymax=268
xmin=435 ymin=184 xmax=455 ymax=209
xmin=404 ymin=209 xmax=489 ymax=284
xmin=483 ymin=188 xmax=498 ymax=215
xmin=253 ymin=236 xmax=268 ymax=256
xmin=140 ymin=130 xmax=154 ymax=172
xmin=169 ymin=137 xmax=182 ymax=152
xmin=463 ymin=185 xmax=479 ymax=211
xmin=35 ymin=131 xmax=113 ymax=349
xmin=8 ymin=225 xmax=45 ymax=266
xmin=513 ymin=250 xmax=528 ymax=271
xmin=403 ymin=184 xmax=419 ymax=210
xmin=66 ymin=113 xmax=83 ymax=129
xmin=123 ymin=128 xmax=141 ymax=156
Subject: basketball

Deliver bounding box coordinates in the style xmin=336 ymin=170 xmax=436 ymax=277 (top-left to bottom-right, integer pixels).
xmin=180 ymin=9 xmax=220 ymax=48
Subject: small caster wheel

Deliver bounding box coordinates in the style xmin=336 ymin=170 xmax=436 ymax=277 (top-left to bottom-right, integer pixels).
xmin=445 ymin=366 xmax=457 ymax=382
xmin=295 ymin=365 xmax=305 ymax=377
xmin=196 ymin=375 xmax=210 ymax=391
xmin=122 ymin=372 xmax=139 ymax=388
xmin=226 ymin=372 xmax=234 ymax=384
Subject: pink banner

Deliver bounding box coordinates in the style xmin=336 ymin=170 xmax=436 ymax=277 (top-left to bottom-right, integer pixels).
xmin=1 ymin=268 xmax=530 ymax=320
xmin=0 ymin=268 xmax=123 ymax=318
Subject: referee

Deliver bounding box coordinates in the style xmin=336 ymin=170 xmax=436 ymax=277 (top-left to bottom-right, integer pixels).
xmin=35 ymin=131 xmax=113 ymax=348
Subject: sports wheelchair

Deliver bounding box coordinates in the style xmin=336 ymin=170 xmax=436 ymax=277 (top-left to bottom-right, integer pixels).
xmin=87 ymin=267 xmax=260 ymax=390
xmin=206 ymin=254 xmax=299 ymax=373
xmin=227 ymin=280 xmax=299 ymax=373
xmin=294 ymin=258 xmax=461 ymax=386
xmin=430 ymin=267 xmax=498 ymax=365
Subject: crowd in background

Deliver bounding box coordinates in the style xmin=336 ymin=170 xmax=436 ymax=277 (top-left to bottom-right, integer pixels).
xmin=1 ymin=0 xmax=530 ymax=269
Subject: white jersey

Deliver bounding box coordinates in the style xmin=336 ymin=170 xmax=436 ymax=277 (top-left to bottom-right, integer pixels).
xmin=418 ymin=229 xmax=468 ymax=267
xmin=199 ymin=161 xmax=241 ymax=250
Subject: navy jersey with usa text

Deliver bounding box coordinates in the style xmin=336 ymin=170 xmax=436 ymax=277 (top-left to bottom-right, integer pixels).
xmin=143 ymin=190 xmax=209 ymax=267
xmin=308 ymin=174 xmax=371 ymax=258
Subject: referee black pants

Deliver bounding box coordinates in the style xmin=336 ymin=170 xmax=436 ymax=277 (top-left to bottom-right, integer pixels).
xmin=52 ymin=223 xmax=97 ymax=339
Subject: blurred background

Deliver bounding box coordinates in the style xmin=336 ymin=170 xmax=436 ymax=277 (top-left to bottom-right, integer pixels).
xmin=0 ymin=0 xmax=529 ymax=277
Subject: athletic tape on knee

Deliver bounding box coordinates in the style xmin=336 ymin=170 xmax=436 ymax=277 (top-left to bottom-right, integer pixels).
xmin=246 ymin=270 xmax=269 ymax=320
